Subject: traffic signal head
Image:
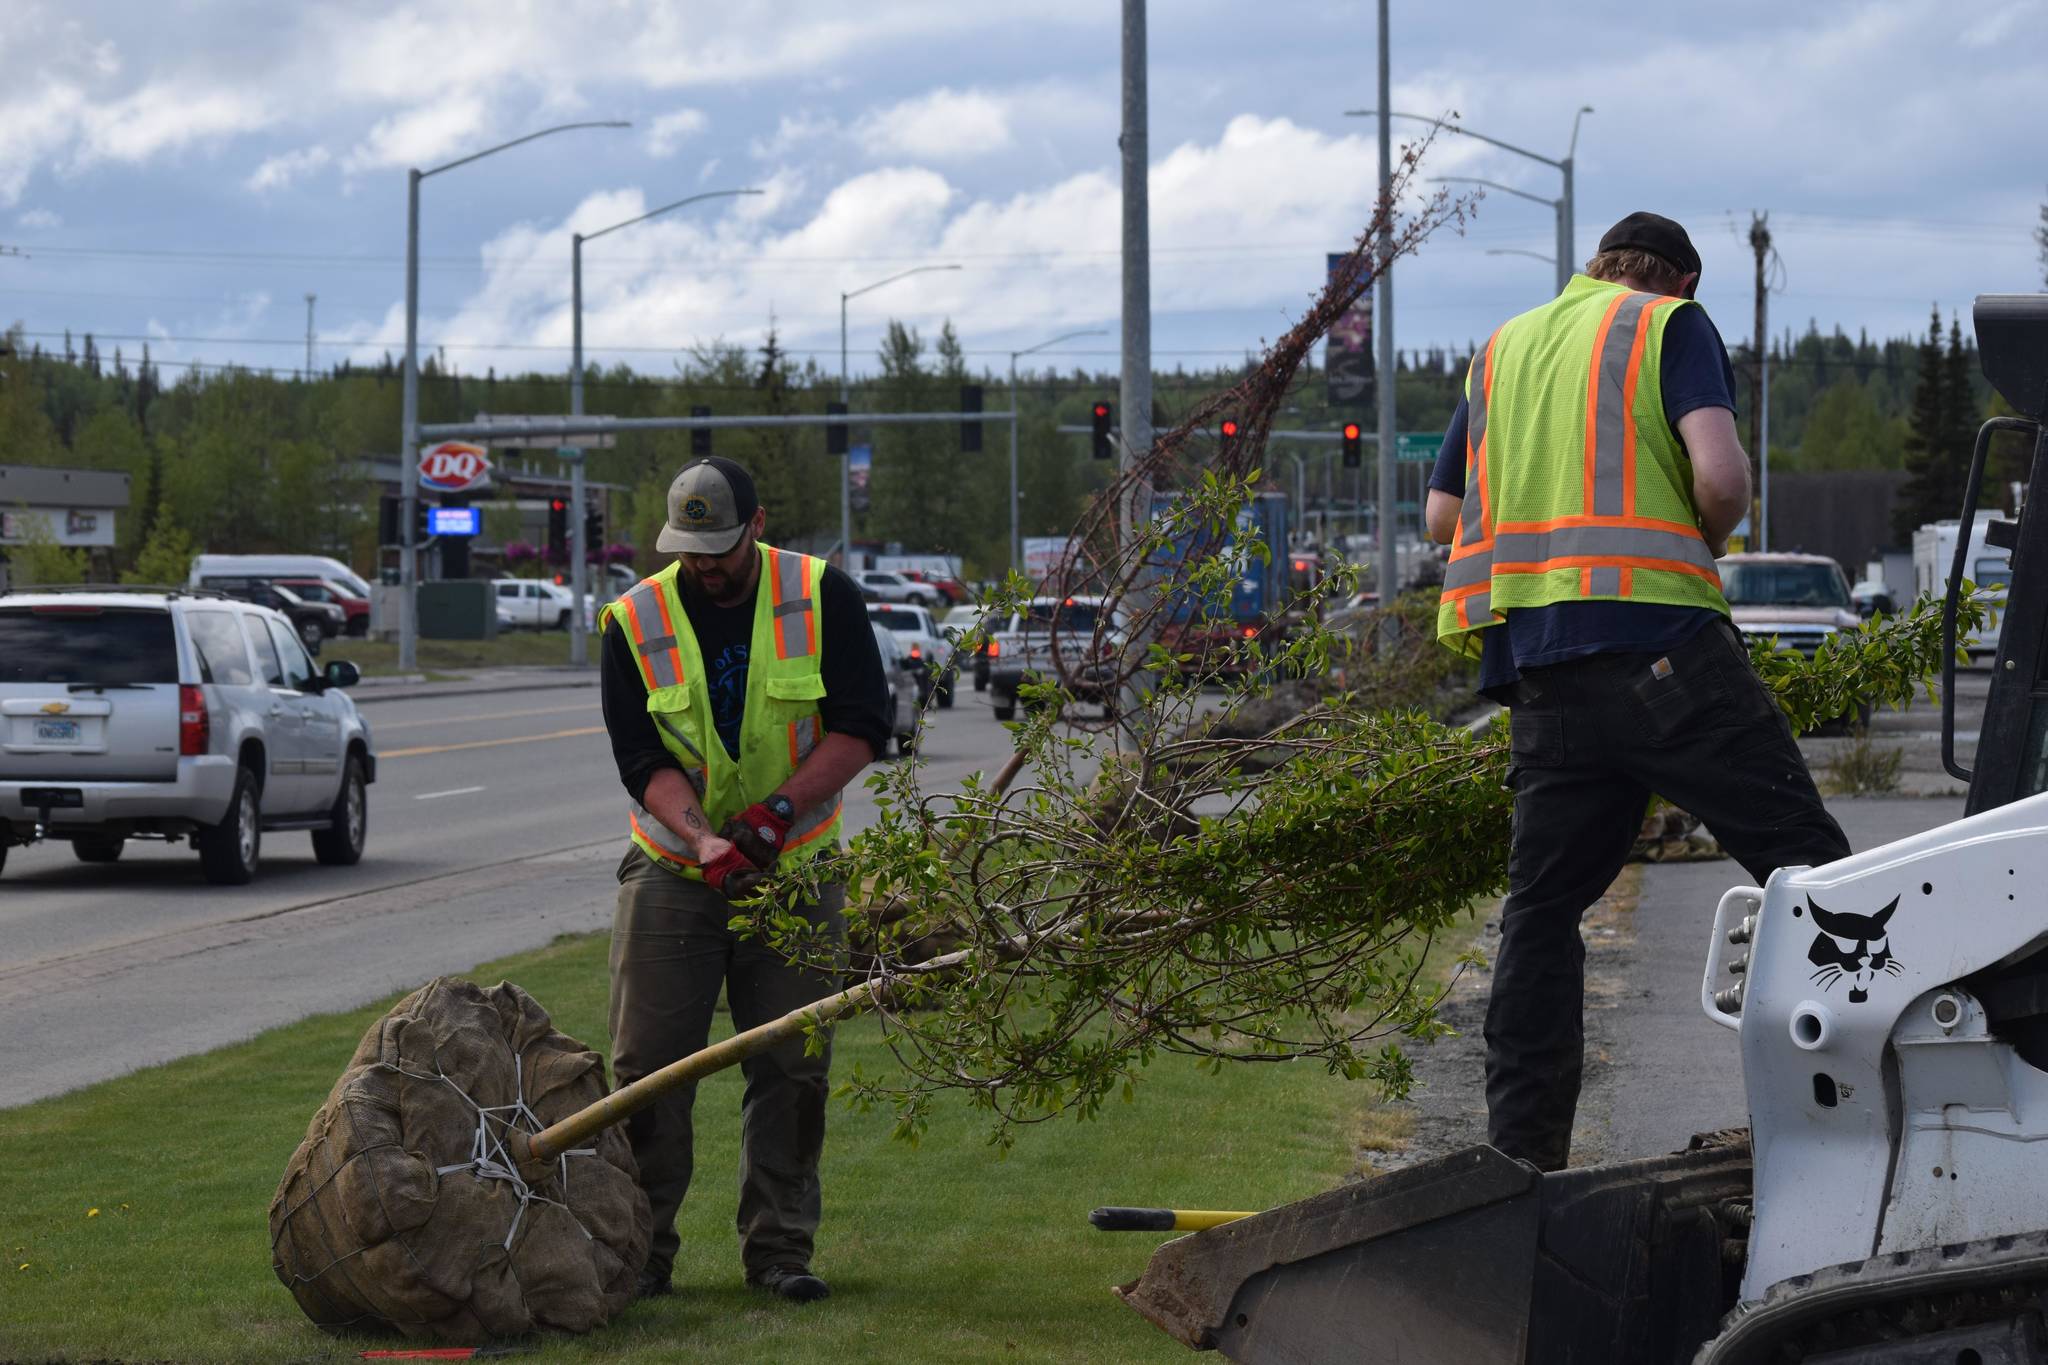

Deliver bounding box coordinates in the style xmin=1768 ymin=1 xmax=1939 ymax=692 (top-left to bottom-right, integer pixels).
xmin=546 ymin=498 xmax=568 ymax=549
xmin=1342 ymin=421 xmax=1363 ymax=468
xmin=1219 ymin=417 xmax=1240 ymax=459
xmin=1091 ymin=401 xmax=1113 ymax=460
xmin=1220 ymin=418 xmax=1240 ymax=439
xmin=690 ymin=405 xmax=711 ymax=458
xmin=826 ymin=400 xmax=848 ymax=456
xmin=960 ymin=384 xmax=983 ymax=454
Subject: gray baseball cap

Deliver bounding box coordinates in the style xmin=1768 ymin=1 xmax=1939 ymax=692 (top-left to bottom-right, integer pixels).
xmin=655 ymin=457 xmax=759 ymax=555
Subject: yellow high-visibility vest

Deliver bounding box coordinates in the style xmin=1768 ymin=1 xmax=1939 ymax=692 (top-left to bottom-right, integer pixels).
xmin=598 ymin=544 xmax=841 ymax=879
xmin=1437 ymin=274 xmax=1730 ymax=654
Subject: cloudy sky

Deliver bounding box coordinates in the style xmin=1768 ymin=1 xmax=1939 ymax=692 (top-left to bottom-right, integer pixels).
xmin=1 ymin=0 xmax=2042 ymax=394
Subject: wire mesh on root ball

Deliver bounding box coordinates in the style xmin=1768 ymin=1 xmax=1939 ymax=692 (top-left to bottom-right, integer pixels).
xmin=269 ymin=978 xmax=650 ymax=1344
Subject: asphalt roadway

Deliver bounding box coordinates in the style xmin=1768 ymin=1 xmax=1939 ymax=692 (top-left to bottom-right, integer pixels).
xmin=0 ymin=671 xmax=1029 ymax=1109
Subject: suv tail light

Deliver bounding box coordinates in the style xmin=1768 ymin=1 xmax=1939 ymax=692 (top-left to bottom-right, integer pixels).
xmin=909 ymin=644 xmax=923 ymax=661
xmin=987 ymin=639 xmax=1000 ymax=658
xmin=179 ymin=684 xmax=210 ymax=756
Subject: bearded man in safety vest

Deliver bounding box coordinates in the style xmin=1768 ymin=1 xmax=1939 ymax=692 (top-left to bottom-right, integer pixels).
xmin=1425 ymin=213 xmax=1850 ymax=1173
xmin=599 ymin=456 xmax=889 ymax=1303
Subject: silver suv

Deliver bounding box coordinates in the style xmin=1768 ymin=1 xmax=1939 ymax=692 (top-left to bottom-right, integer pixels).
xmin=0 ymin=587 xmax=376 ymax=884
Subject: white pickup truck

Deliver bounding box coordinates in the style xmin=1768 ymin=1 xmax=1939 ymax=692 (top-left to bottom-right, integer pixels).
xmin=985 ymin=596 xmax=1127 ymax=723
xmin=491 ymin=578 xmax=574 ymax=630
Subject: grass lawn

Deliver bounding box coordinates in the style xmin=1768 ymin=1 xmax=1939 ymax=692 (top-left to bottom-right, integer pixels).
xmin=0 ymin=929 xmax=1384 ymax=1364
xmin=341 ymin=630 xmax=585 ymax=676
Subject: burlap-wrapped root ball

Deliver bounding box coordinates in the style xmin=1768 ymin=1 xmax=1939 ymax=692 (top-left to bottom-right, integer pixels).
xmin=269 ymin=977 xmax=651 ymax=1343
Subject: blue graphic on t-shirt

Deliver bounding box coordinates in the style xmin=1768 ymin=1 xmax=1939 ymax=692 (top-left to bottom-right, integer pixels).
xmin=708 ymin=642 xmax=749 ymax=759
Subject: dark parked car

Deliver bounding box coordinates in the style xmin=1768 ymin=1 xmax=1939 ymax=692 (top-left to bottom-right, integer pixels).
xmin=274 ymin=577 xmax=370 ymax=637
xmin=202 ymin=578 xmax=341 ymax=652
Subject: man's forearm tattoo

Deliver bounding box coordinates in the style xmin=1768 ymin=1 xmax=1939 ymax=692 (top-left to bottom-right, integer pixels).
xmin=684 ymin=809 xmax=705 ymax=830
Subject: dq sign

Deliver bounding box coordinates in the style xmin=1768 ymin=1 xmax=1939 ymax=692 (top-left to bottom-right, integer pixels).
xmin=417 ymin=441 xmax=492 ymax=493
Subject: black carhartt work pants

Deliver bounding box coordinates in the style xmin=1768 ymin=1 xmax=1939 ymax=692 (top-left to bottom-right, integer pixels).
xmin=1486 ymin=619 xmax=1849 ymax=1171
xmin=608 ymin=847 xmax=847 ymax=1281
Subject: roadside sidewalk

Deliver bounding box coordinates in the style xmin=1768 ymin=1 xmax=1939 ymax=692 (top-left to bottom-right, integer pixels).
xmin=351 ymin=665 xmax=598 ymax=705
xmin=1376 ymin=793 xmax=1965 ymax=1173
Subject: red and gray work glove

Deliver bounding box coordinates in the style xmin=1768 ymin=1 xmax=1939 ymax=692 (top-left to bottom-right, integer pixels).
xmin=701 ymin=843 xmax=766 ymax=901
xmin=720 ymin=798 xmax=795 ymax=871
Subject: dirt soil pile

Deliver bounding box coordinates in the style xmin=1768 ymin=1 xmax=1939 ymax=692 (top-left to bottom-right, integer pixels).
xmin=269 ymin=978 xmax=650 ymax=1343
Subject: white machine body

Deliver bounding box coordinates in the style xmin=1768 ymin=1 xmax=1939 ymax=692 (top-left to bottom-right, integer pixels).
xmin=1702 ymin=789 xmax=2048 ymax=1300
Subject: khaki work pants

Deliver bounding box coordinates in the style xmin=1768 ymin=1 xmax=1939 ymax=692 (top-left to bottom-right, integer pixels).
xmin=608 ymin=846 xmax=847 ymax=1282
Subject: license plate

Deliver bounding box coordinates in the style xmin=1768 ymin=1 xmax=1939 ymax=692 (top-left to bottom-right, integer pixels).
xmin=34 ymin=719 xmax=81 ymax=744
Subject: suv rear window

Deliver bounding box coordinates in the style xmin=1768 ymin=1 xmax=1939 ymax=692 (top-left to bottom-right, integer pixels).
xmin=869 ymin=607 xmax=923 ymax=630
xmin=0 ymin=606 xmax=179 ymax=684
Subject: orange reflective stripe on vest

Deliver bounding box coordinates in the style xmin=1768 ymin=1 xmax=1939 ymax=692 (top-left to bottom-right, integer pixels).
xmin=1585 ymin=291 xmax=1681 ymax=518
xmin=621 ymin=579 xmax=685 ymax=689
xmin=768 ymin=548 xmax=818 ymax=661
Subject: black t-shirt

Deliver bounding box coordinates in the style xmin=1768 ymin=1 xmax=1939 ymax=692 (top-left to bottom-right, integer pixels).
xmin=602 ymin=559 xmax=890 ymax=804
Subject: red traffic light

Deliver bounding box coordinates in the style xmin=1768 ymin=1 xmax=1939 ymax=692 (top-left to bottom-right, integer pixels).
xmin=1220 ymin=418 xmax=1240 ymax=438
xmin=1342 ymin=422 xmax=1361 ymax=440
xmin=550 ymin=498 xmax=567 ymax=511
xmin=1092 ymin=402 xmax=1110 ymax=419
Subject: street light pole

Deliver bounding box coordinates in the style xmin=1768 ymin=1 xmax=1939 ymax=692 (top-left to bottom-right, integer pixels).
xmin=399 ymin=119 xmax=628 ymax=671
xmin=836 ymin=263 xmax=962 ymax=569
xmin=567 ymin=188 xmax=761 ymax=666
xmin=1009 ymin=328 xmax=1108 ymax=573
xmin=1433 ymin=175 xmax=1566 ymax=295
xmin=1348 ymin=106 xmax=1592 ymax=301
xmin=1373 ymin=0 xmax=1396 ymax=624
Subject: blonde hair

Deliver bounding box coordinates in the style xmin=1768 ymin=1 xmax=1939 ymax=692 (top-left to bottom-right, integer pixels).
xmin=1583 ymin=248 xmax=1686 ymax=294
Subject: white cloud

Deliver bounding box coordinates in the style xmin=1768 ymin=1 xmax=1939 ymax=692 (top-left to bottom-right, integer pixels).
xmin=645 ymin=109 xmax=708 ymax=158
xmin=74 ymin=83 xmax=271 ymax=164
xmin=375 ymin=115 xmax=1431 ymax=377
xmin=854 ymin=87 xmax=1012 ymax=160
xmin=343 ymin=96 xmax=489 ymax=173
xmin=244 ymin=145 xmax=330 ymax=193
xmin=15 ymin=207 xmax=60 ymax=229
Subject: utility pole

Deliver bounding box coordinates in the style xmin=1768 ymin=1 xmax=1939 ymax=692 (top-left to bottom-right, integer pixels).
xmin=304 ymin=294 xmax=316 ymax=377
xmin=1374 ymin=0 xmax=1397 ymax=624
xmin=1120 ymin=0 xmax=1153 ymax=547
xmin=1750 ymin=212 xmax=1771 ymax=552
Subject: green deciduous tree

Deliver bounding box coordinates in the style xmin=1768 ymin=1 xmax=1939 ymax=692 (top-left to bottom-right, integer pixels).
xmin=121 ymin=508 xmax=197 ymax=586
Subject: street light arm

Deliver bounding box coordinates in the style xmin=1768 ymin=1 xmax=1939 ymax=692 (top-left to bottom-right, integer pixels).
xmin=421 ymin=120 xmax=632 ymax=179
xmin=1343 ymin=109 xmax=1564 ymax=170
xmin=1013 ymin=328 xmax=1109 ymax=361
xmin=581 ymin=188 xmax=765 ymax=243
xmin=1429 ymin=176 xmax=1560 ymax=209
xmin=1487 ymin=248 xmax=1558 ymax=265
xmin=1567 ymin=105 xmax=1595 ymax=162
xmin=843 ymin=262 xmax=962 ymax=303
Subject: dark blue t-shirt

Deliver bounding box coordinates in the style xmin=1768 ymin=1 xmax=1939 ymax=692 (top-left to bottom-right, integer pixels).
xmin=1429 ymin=296 xmax=1738 ymax=696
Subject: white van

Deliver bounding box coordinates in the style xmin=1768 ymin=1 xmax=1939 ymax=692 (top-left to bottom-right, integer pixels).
xmin=1913 ymin=519 xmax=2010 ymax=660
xmin=188 ymin=555 xmax=372 ymax=602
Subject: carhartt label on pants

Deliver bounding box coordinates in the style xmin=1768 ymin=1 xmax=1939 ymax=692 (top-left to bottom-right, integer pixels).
xmin=1651 ymin=656 xmax=1674 ymax=680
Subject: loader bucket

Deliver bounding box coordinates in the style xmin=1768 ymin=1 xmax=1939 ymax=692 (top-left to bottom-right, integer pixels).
xmin=1116 ymin=1136 xmax=1752 ymax=1364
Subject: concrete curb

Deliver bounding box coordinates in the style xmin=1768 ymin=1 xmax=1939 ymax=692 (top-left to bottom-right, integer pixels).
xmin=352 ymin=676 xmax=599 ymax=706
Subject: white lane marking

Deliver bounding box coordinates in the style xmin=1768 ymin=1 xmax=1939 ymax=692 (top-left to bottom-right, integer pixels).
xmin=414 ymin=785 xmax=487 ymax=801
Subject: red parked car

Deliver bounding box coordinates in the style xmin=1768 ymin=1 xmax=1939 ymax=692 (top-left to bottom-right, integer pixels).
xmin=275 ymin=578 xmax=371 ymax=637
xmin=902 ymin=570 xmax=969 ymax=605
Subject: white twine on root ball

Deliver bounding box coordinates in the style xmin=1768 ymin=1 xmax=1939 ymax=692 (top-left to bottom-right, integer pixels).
xmin=389 ymin=1054 xmax=601 ymax=1252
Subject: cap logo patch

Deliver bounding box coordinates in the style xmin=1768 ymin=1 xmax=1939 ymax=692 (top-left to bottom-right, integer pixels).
xmin=682 ymin=497 xmax=710 ymax=522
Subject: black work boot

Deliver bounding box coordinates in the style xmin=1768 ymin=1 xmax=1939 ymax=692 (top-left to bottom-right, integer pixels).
xmin=752 ymin=1265 xmax=830 ymax=1303
xmin=634 ymin=1266 xmax=675 ymax=1301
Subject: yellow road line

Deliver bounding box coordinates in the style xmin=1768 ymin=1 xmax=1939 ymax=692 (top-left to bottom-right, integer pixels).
xmin=382 ymin=725 xmax=607 ymax=758
xmin=374 ymin=701 xmax=600 ymax=731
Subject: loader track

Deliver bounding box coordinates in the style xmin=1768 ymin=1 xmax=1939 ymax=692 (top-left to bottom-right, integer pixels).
xmin=1696 ymin=1230 xmax=2048 ymax=1363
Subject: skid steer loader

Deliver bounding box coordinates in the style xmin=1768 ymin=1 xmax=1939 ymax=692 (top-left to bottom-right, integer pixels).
xmin=1116 ymin=294 xmax=2048 ymax=1364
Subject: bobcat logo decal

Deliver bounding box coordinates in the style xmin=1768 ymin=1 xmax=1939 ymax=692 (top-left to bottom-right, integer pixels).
xmin=1807 ymin=896 xmax=1902 ymax=1003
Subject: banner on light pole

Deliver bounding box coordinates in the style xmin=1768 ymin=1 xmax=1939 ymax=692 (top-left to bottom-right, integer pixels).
xmin=1325 ymin=253 xmax=1375 ymax=410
